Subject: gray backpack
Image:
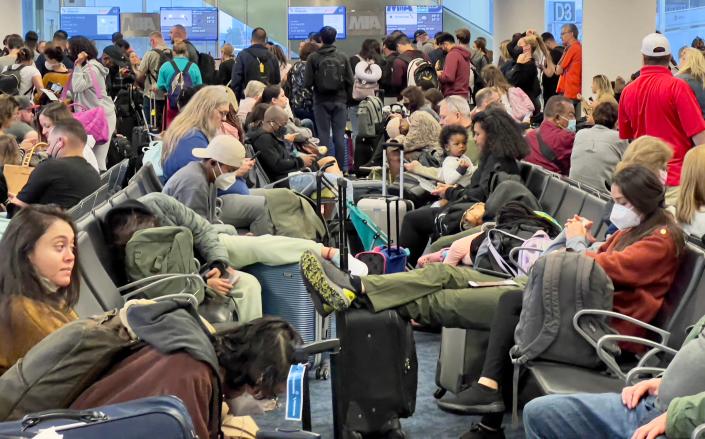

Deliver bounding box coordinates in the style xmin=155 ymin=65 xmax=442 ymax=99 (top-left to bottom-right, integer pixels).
xmin=508 ymin=251 xmax=615 ymax=422
xmin=356 ymin=95 xmax=383 ymax=139
xmin=510 ymin=250 xmax=615 ymax=368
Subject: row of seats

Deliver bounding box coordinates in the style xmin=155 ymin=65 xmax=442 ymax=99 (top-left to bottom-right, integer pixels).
xmin=516 ymin=162 xmax=705 ymax=400
xmin=73 ymin=164 xmax=165 ymax=317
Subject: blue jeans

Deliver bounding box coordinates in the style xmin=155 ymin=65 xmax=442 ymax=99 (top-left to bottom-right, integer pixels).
xmin=313 ymin=100 xmax=348 ymax=171
xmin=523 ymin=394 xmax=664 ymax=439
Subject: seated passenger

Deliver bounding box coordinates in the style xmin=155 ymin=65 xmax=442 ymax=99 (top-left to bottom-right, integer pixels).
xmin=260 ymin=84 xmax=315 ymax=140
xmin=524 ymin=95 xmax=577 ymax=176
xmin=524 ymin=313 xmax=705 ymax=439
xmin=569 ymin=101 xmax=627 ymax=192
xmin=400 ymin=108 xmax=528 ymax=265
xmin=616 ymin=135 xmax=673 ymax=187
xmin=161 ymin=86 xmax=230 ymax=182
xmin=37 ymin=101 xmax=100 ymax=172
xmin=5 ymin=97 xmax=39 ymax=148
xmin=237 ymin=80 xmax=266 ymax=125
xmin=72 ymin=316 xmax=302 ymax=439
xmin=0 ymin=134 xmax=21 ymax=205
xmin=401 ymin=85 xmax=440 ymax=121
xmin=0 ymin=205 xmax=79 ymax=374
xmin=7 ymin=119 xmax=99 ymax=217
xmin=676 ymin=144 xmax=705 ymax=238
xmin=162 ymin=135 xmax=269 ymax=233
xmin=399 ymin=109 xmax=442 ymax=162
xmin=300 ymin=166 xmax=683 ymax=439
xmin=439 ymin=125 xmax=474 ymax=184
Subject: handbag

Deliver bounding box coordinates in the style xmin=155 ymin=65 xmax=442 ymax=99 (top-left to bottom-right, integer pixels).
xmin=62 ymin=65 xmax=110 ymax=144
xmin=3 ymin=143 xmax=43 ymax=196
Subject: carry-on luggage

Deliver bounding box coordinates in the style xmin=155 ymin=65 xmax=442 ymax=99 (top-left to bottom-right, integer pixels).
xmin=330 ymin=183 xmax=418 ymax=438
xmin=331 ymin=309 xmax=418 ymax=439
xmin=434 ymin=327 xmax=491 ymax=399
xmin=242 ymin=263 xmax=331 ymax=378
xmin=0 ymin=396 xmax=196 ymax=438
xmin=355 ymin=144 xmax=412 ymax=240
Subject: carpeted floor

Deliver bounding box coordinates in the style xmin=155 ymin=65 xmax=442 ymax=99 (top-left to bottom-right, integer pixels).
xmin=256 ymin=332 xmax=526 ymax=438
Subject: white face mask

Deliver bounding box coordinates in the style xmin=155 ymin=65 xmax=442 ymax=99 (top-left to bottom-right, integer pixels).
xmin=609 ymin=203 xmax=641 ymax=230
xmin=44 ymin=61 xmax=59 ymax=71
xmin=214 ymin=162 xmax=238 ymax=190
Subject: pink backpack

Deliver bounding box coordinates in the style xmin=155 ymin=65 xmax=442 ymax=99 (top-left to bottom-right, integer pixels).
xmin=507 ymin=87 xmax=535 ymax=122
xmin=510 ymin=230 xmax=553 ymax=275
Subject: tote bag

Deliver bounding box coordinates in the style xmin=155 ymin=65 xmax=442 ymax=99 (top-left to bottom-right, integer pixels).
xmin=62 ymin=65 xmax=110 ymax=144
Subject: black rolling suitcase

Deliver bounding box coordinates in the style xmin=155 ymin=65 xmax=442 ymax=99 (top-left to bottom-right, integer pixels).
xmin=330 ymin=178 xmax=418 ymax=439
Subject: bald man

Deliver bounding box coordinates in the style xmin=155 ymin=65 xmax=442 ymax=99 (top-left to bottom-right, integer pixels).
xmin=169 ymin=24 xmax=198 ymax=63
xmin=249 ymin=106 xmax=315 ymax=182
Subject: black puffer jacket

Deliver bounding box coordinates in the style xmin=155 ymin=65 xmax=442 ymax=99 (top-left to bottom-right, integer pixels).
xmin=247 ymin=128 xmax=303 ymax=182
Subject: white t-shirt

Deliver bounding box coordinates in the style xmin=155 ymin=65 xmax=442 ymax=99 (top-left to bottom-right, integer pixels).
xmin=83 ymin=135 xmax=100 ymax=172
xmin=6 ymin=63 xmax=41 ymax=96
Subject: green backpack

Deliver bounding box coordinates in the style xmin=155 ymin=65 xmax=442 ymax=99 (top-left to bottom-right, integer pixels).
xmin=124 ymin=226 xmax=204 ymax=302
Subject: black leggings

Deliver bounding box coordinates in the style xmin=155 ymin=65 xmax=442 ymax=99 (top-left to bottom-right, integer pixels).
xmin=479 ymin=290 xmax=523 ymax=430
xmin=399 ymin=206 xmax=439 ymax=266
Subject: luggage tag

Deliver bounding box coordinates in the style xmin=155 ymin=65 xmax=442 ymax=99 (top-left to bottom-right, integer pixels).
xmin=285 ymin=363 xmax=306 ymax=421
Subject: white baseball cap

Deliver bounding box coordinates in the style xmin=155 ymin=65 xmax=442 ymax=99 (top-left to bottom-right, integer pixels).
xmin=641 ymin=33 xmax=671 ymax=57
xmin=192 ymin=135 xmax=246 ymax=168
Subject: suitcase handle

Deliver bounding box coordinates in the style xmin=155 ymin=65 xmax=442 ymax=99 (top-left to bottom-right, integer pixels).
xmin=21 ymin=410 xmax=108 ymax=430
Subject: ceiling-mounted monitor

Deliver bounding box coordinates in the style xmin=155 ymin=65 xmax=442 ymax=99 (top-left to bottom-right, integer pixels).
xmin=60 ymin=7 xmax=120 ymax=40
xmin=385 ymin=5 xmax=443 ymax=38
xmin=288 ymin=6 xmax=347 ymax=40
xmin=160 ymin=7 xmax=219 ymax=41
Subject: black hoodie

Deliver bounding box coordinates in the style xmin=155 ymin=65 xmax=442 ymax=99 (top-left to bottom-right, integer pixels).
xmin=230 ymin=43 xmax=281 ymax=99
xmin=247 ymin=127 xmax=304 ymax=183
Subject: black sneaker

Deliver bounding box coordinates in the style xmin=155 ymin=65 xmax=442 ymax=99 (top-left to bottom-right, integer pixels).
xmin=459 ymin=424 xmax=506 ymax=439
xmin=300 ymin=250 xmax=356 ymax=315
xmin=437 ymin=383 xmax=505 ymax=415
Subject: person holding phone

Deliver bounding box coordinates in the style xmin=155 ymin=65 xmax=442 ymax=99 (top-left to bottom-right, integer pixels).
xmin=300 ymin=165 xmax=684 ymax=438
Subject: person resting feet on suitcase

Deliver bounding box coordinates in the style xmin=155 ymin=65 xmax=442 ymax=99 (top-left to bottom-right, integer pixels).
xmin=105 ymin=193 xmax=363 ymax=322
xmin=72 ymin=316 xmax=303 ymax=439
xmin=0 ymin=205 xmax=79 ymax=375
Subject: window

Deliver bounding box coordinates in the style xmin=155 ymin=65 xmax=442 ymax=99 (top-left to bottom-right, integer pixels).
xmin=545 ymin=0 xmax=583 ymax=40
xmin=657 ymin=0 xmax=705 ymax=52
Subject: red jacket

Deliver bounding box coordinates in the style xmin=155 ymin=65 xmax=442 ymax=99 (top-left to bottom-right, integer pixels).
xmin=438 ymin=45 xmax=471 ymax=98
xmin=524 ymin=121 xmax=575 ymax=175
xmin=587 ymin=227 xmax=680 ymax=341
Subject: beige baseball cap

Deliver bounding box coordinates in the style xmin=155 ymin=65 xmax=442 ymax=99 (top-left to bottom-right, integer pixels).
xmin=192 ymin=135 xmax=246 ymax=168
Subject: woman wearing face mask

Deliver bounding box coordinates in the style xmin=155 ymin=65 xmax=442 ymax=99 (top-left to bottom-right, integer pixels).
xmin=36 ymin=45 xmax=69 ymax=105
xmin=0 ymin=205 xmax=79 ymax=375
xmin=445 ymin=164 xmax=685 ymax=439
xmin=507 ymin=35 xmax=548 ymax=114
xmin=162 ymin=86 xmax=232 ymax=183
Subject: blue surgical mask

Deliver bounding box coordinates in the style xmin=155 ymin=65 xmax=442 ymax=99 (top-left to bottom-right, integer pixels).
xmin=561 ymin=115 xmax=577 ymax=132
xmin=609 ymin=203 xmax=641 ymax=230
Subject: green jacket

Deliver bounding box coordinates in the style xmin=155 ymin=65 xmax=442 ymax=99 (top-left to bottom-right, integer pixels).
xmin=263 ymin=189 xmax=327 ymax=242
xmin=138 ymin=193 xmax=230 ymax=267
xmin=666 ymin=315 xmax=705 ymax=438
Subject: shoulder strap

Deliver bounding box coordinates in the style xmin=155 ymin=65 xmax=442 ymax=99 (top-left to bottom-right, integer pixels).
xmin=536 ymin=129 xmax=560 ymax=166
xmin=169 ymin=59 xmax=181 ymax=74
xmin=183 ymin=62 xmax=193 ymax=74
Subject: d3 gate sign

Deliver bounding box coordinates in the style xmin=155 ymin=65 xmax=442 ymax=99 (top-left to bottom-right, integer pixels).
xmin=554 ymin=1 xmax=575 ymax=22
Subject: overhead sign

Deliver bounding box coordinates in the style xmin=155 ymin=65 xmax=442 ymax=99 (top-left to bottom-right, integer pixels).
xmin=121 ymin=13 xmax=160 ymax=38
xmin=553 ymin=2 xmax=575 ymax=23
xmin=348 ymin=10 xmax=384 ymax=37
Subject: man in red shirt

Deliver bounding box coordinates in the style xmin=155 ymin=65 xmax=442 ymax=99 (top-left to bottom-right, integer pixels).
xmin=619 ymin=33 xmax=705 ymax=205
xmin=555 ymin=23 xmax=582 ymax=114
xmin=524 ymin=95 xmax=576 ymax=175
xmin=435 ymin=32 xmax=471 ymax=98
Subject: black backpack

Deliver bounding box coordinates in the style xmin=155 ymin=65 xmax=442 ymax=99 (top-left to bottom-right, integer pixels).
xmin=287 ymin=61 xmax=312 ymax=112
xmin=197 ymin=52 xmax=217 ymax=85
xmin=244 ymin=48 xmax=272 ymax=85
xmin=148 ymin=48 xmax=173 ymax=82
xmin=0 ymin=65 xmax=26 ymax=96
xmin=315 ymin=52 xmax=346 ymax=94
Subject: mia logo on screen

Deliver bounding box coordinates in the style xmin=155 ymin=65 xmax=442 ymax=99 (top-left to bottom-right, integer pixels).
xmin=348 ymin=12 xmax=383 ymax=36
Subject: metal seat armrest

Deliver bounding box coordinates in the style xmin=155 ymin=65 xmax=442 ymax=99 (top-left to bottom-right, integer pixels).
xmin=120 ymin=274 xmax=205 ymax=300
xmin=596 ymin=334 xmax=678 ymax=382
xmin=692 ymin=423 xmax=705 ymax=439
xmin=573 ymin=309 xmax=672 ymax=347
xmin=625 ymin=367 xmax=667 ymax=386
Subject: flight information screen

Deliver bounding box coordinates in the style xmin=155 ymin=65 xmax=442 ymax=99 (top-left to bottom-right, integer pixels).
xmin=160 ymin=7 xmax=219 ymax=41
xmin=60 ymin=7 xmax=120 ymax=40
xmin=288 ymin=6 xmax=347 ymax=40
xmin=385 ymin=6 xmax=443 ymax=38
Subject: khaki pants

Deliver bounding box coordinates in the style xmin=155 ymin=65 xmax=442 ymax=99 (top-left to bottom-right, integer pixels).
xmin=362 ymin=263 xmax=527 ymax=329
xmin=229 ymin=271 xmax=262 ymax=323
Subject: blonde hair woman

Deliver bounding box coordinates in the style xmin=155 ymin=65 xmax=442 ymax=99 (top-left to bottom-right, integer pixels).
xmin=615 ymin=135 xmax=673 ymax=179
xmin=676 ymin=145 xmax=705 ymax=237
xmin=482 ymin=65 xmax=534 ymax=122
xmin=678 ymin=47 xmax=705 ymax=116
xmin=161 ymin=86 xmax=231 ymax=181
xmin=580 ymin=74 xmax=617 ymax=120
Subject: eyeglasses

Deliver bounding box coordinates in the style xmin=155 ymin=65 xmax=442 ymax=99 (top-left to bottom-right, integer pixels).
xmin=217 ymin=109 xmax=229 ymax=119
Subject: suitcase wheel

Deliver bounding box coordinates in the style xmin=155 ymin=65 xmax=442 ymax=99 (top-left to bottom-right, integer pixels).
xmin=315 ymin=365 xmax=330 ymax=380
xmin=433 ymin=388 xmax=447 ymax=399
